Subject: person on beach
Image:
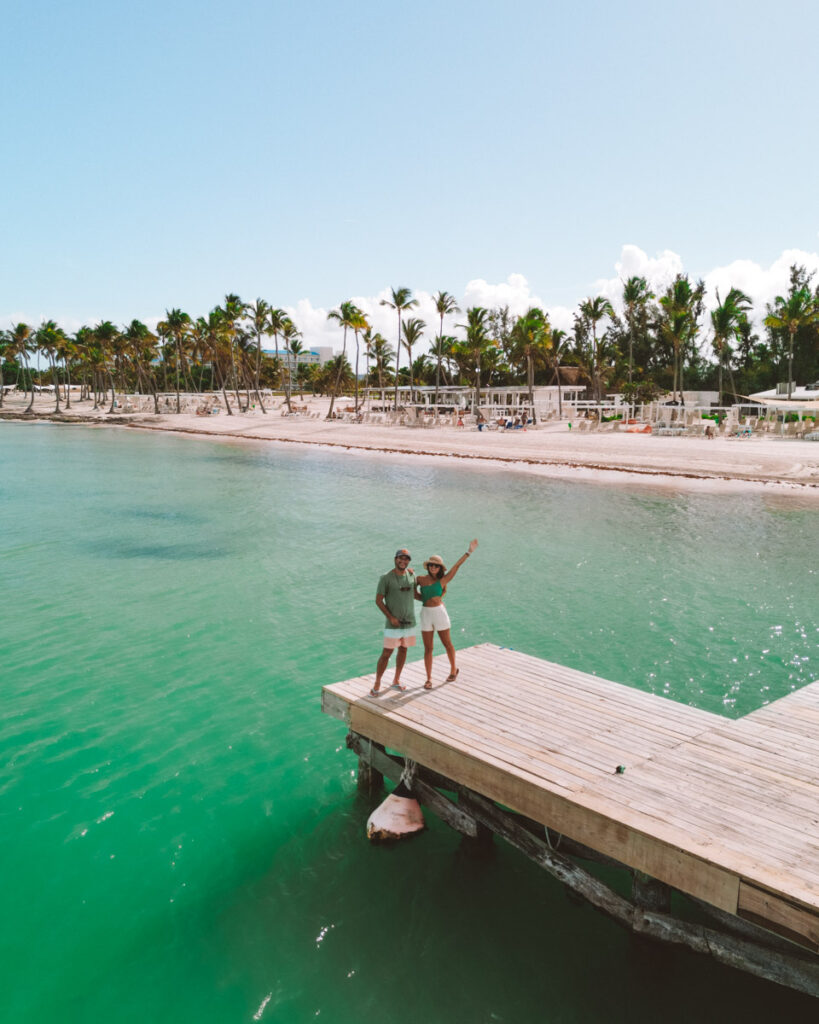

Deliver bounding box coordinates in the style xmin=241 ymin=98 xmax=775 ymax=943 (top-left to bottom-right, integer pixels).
xmin=371 ymin=548 xmax=417 ymax=696
xmin=415 ymin=539 xmax=478 ymax=689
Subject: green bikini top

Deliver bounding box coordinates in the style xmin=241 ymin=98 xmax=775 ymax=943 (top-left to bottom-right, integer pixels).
xmin=419 ymin=580 xmax=443 ymax=601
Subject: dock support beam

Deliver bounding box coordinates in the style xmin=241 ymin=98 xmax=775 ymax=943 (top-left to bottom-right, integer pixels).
xmin=632 ymin=872 xmax=672 ymax=914
xmin=349 ymin=735 xmax=384 ymax=795
xmin=458 ymin=788 xmax=494 ymax=852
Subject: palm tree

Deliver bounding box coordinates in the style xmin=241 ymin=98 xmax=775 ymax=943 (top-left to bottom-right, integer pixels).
xmin=158 ymin=308 xmax=193 ymax=412
xmin=123 ymin=319 xmax=159 ymax=411
xmin=711 ymin=287 xmax=752 ymax=402
xmin=432 ymin=291 xmax=460 ymax=417
xmin=437 ymin=335 xmax=459 ymax=385
xmin=319 ymin=354 xmax=354 ymax=398
xmin=4 ymin=323 xmax=33 ymax=410
xmin=410 ymin=353 xmax=431 ymax=386
xmin=349 ymin=308 xmax=370 ymax=413
xmin=380 ymin=287 xmax=417 ymax=410
xmin=456 ymin=307 xmax=492 ymax=414
xmin=658 ymin=276 xmax=705 ymax=404
xmin=622 ymin=276 xmax=654 ymax=387
xmin=400 ymin=317 xmax=426 ymax=396
xmin=83 ymin=334 xmax=107 ymax=410
xmin=200 ymin=309 xmax=235 ymax=414
xmin=546 ymin=328 xmax=569 ymax=417
xmin=326 ymin=301 xmax=360 ymax=418
xmin=246 ymin=298 xmax=272 ymax=413
xmin=35 ymin=320 xmax=68 ymax=413
xmin=72 ymin=326 xmax=95 ymax=403
xmin=268 ymin=308 xmax=289 ymax=392
xmin=92 ymin=321 xmax=121 ymax=413
xmin=577 ymin=297 xmax=615 ymax=401
xmin=288 ymin=336 xmax=306 ymax=397
xmin=219 ymin=294 xmax=247 ymax=409
xmin=370 ymin=334 xmax=393 ymax=392
xmin=510 ymin=307 xmax=550 ymax=423
xmin=282 ymin=319 xmax=301 ymax=410
xmin=764 ymin=287 xmax=819 ymax=398
xmin=362 ymin=327 xmax=376 ymax=389
xmin=0 ymin=331 xmax=9 ymax=407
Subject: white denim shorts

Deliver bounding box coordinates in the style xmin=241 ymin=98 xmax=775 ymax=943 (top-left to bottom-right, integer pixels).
xmin=420 ymin=604 xmax=451 ymax=632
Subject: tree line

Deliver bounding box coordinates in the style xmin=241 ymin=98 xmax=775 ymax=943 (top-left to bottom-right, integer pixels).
xmin=3 ymin=267 xmax=818 ymax=419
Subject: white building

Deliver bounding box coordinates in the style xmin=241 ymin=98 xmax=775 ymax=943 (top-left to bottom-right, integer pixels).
xmin=261 ymin=346 xmax=334 ymax=370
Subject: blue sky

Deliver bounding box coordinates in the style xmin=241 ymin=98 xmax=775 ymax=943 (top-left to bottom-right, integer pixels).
xmin=3 ymin=0 xmax=819 ymax=349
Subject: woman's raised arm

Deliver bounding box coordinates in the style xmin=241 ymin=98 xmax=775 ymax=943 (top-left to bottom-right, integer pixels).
xmin=442 ymin=538 xmax=478 ymax=583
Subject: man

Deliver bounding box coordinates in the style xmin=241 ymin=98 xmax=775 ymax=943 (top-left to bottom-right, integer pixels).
xmin=371 ymin=547 xmax=416 ymax=695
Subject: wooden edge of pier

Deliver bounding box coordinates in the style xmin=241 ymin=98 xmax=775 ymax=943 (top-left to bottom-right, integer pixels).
xmin=321 ymin=643 xmax=819 ymax=999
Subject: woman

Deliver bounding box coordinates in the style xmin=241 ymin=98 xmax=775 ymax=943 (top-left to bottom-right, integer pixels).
xmin=415 ymin=539 xmax=478 ymax=689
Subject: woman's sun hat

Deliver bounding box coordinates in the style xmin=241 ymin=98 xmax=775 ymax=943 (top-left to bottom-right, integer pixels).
xmin=424 ymin=554 xmax=444 ymax=570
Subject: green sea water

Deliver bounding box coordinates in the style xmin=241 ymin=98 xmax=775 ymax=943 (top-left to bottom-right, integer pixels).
xmin=1 ymin=423 xmax=817 ymax=1023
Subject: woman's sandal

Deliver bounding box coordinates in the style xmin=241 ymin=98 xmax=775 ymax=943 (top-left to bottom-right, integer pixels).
xmin=445 ymin=668 xmax=460 ymax=682
xmin=423 ymin=680 xmax=433 ymax=690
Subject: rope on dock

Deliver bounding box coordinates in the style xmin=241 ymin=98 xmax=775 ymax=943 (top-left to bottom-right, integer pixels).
xmin=400 ymin=757 xmax=417 ymax=790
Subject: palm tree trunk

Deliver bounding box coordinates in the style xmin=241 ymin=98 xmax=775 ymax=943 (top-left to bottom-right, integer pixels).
xmin=51 ymin=356 xmax=61 ymax=413
xmin=255 ymin=331 xmax=266 ymax=412
xmin=717 ymin=350 xmax=723 ymax=405
xmin=393 ymin=311 xmax=401 ymax=410
xmin=24 ymin=356 xmax=35 ymax=412
xmin=672 ymin=345 xmax=679 ymax=406
xmin=327 ymin=328 xmax=347 ymax=419
xmin=354 ymin=331 xmax=360 ymax=413
xmin=788 ymin=328 xmax=795 ymax=398
xmin=556 ymin=360 xmax=563 ymax=418
xmin=214 ymin=363 xmax=233 ymax=415
xmin=175 ymin=341 xmax=182 ymax=413
xmin=434 ymin=317 xmax=444 ymax=420
xmin=527 ymin=352 xmax=535 ymax=425
xmin=228 ymin=335 xmax=242 ymax=410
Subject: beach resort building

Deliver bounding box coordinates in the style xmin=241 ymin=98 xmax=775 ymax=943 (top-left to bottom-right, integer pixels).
xmin=262 ymin=346 xmax=334 ymax=371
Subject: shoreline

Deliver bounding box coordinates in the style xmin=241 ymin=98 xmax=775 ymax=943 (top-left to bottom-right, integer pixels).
xmin=3 ymin=398 xmax=819 ymax=497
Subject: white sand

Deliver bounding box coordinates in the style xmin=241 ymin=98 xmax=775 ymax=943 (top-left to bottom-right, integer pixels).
xmin=3 ymin=392 xmax=819 ymax=496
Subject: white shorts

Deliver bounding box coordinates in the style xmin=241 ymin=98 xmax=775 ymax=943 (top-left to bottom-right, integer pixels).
xmin=420 ymin=604 xmax=451 ymax=633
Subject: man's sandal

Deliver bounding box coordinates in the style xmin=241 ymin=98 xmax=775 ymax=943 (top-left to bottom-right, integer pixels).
xmin=390 ymin=682 xmax=407 ymax=692
xmin=369 ymin=687 xmax=382 ymax=697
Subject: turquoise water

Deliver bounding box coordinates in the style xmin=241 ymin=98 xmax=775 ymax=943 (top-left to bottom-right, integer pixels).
xmin=1 ymin=423 xmax=817 ymax=1023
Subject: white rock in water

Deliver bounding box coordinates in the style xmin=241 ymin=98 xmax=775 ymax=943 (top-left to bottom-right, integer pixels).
xmin=366 ymin=793 xmax=425 ymax=841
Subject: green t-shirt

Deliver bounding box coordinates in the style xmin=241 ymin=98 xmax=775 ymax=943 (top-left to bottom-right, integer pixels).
xmin=376 ymin=569 xmax=416 ymax=627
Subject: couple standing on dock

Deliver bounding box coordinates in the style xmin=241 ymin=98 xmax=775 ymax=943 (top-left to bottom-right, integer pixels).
xmin=370 ymin=539 xmax=479 ymax=696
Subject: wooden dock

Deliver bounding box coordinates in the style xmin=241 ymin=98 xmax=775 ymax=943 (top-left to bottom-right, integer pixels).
xmin=322 ymin=643 xmax=819 ymax=993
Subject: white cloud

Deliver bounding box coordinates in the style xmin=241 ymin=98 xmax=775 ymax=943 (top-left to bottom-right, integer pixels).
xmin=703 ymin=249 xmax=819 ymax=314
xmin=593 ymin=245 xmax=685 ymax=313
xmin=462 ymin=273 xmax=543 ymax=316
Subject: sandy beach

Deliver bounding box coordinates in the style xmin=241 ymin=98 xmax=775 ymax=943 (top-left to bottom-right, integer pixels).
xmin=3 ymin=392 xmax=819 ymax=495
